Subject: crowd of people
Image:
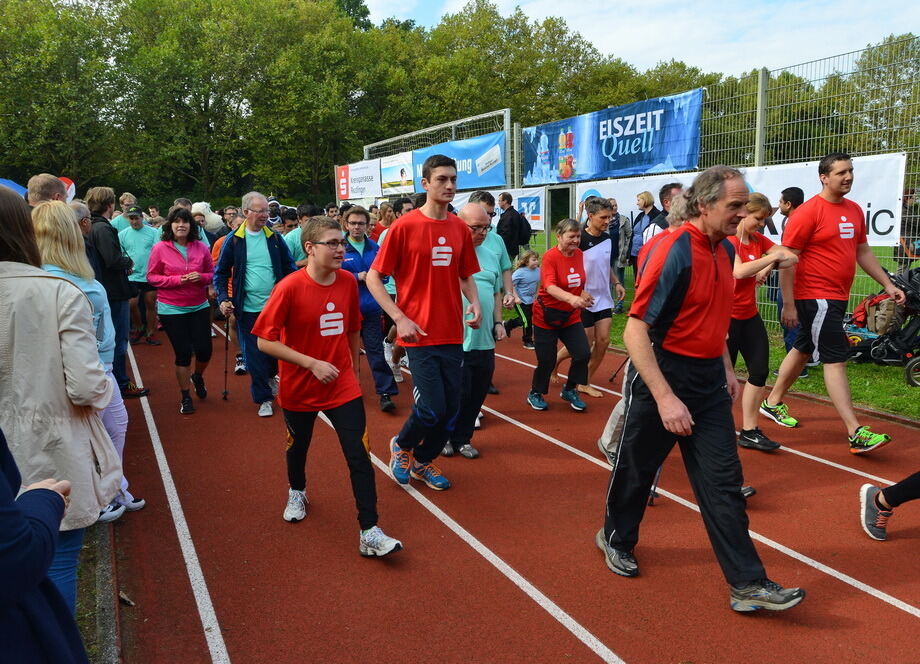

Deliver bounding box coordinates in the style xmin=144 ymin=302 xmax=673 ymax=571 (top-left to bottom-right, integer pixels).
xmin=2 ymin=151 xmax=920 ymax=659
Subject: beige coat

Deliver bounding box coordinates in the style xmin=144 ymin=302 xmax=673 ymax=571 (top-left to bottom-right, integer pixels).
xmin=0 ymin=262 xmax=122 ymax=530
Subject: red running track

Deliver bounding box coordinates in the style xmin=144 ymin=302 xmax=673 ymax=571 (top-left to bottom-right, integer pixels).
xmin=113 ymin=330 xmax=920 ymax=663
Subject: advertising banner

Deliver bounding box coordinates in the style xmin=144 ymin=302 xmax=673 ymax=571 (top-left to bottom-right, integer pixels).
xmin=380 ymin=152 xmax=414 ymax=195
xmin=412 ymin=131 xmax=507 ymax=191
xmin=522 ymin=89 xmax=703 ymax=186
xmin=335 ymin=158 xmax=382 ymax=201
xmin=452 ymin=187 xmax=546 ymax=232
xmin=575 ymin=153 xmax=907 ymax=247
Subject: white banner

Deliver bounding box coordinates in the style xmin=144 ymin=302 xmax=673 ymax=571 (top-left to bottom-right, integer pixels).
xmin=452 ymin=186 xmax=547 ymax=232
xmin=335 ymin=158 xmax=382 ymax=201
xmin=380 ymin=152 xmax=414 ymax=195
xmin=575 ymin=153 xmax=907 ymax=246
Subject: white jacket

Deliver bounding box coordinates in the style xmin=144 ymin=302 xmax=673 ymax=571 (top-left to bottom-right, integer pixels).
xmin=0 ymin=262 xmax=121 ymax=530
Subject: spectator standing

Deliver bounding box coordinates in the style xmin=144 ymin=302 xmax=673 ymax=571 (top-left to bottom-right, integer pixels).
xmin=119 ymin=205 xmax=161 ymax=346
xmin=110 ymin=192 xmax=138 ymax=232
xmin=26 ymin=173 xmax=67 ymax=206
xmin=147 ymin=205 xmax=165 ymax=228
xmin=642 ymin=183 xmax=684 ymax=246
xmin=628 ymin=191 xmax=659 ymax=277
xmin=496 ymin=192 xmax=531 ymax=260
xmin=772 ymin=186 xmax=805 ymax=360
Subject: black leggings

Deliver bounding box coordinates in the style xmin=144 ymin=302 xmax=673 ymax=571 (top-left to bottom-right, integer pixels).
xmin=882 ymin=470 xmax=920 ymax=508
xmin=531 ymin=323 xmax=590 ymax=393
xmin=727 ymin=314 xmax=769 ymax=387
xmin=506 ymin=302 xmax=533 ymax=343
xmin=282 ymin=398 xmax=378 ymax=530
xmin=159 ymin=307 xmax=213 ymax=367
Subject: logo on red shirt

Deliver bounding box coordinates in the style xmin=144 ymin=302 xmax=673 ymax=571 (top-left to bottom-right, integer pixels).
xmin=566 ymin=267 xmax=581 ymax=289
xmin=431 ymin=236 xmax=452 ymax=267
xmin=319 ymin=302 xmax=344 ymax=337
xmin=838 ymin=215 xmax=854 ymax=239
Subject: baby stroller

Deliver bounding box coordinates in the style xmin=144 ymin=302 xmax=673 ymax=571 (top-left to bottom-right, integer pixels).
xmin=846 ymin=267 xmax=920 ymax=386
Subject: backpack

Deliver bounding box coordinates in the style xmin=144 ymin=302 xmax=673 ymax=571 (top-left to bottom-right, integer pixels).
xmin=850 ymin=293 xmax=901 ymax=335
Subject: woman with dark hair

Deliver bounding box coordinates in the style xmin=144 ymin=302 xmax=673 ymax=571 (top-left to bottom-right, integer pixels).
xmin=0 ymin=185 xmax=121 ymax=613
xmin=146 ymin=207 xmax=214 ymax=414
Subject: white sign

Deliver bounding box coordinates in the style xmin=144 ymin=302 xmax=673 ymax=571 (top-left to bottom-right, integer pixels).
xmin=335 ymin=159 xmax=382 ymax=201
xmin=452 ymin=186 xmax=547 ymax=232
xmin=575 ymin=153 xmax=907 ymax=246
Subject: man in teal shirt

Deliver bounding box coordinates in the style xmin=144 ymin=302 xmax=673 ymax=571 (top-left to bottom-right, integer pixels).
xmin=443 ymin=203 xmax=506 ymax=459
xmin=118 ymin=205 xmax=161 ymax=344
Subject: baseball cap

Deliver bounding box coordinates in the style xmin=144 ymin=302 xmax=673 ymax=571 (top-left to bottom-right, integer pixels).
xmin=126 ymin=205 xmax=144 ymax=218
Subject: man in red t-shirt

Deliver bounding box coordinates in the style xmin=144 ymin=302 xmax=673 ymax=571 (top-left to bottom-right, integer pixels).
xmin=597 ymin=166 xmax=805 ymax=612
xmin=252 ymin=216 xmax=402 ymax=557
xmin=366 ymin=155 xmax=481 ymax=491
xmin=762 ymin=153 xmax=906 ymax=454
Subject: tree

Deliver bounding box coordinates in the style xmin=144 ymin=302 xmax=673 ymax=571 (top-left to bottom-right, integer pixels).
xmin=335 ymin=0 xmax=371 ymax=30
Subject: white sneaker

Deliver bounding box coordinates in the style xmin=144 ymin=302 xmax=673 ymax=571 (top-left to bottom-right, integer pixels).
xmin=392 ymin=365 xmax=404 ymax=383
xmin=270 ymin=375 xmax=280 ymax=398
xmin=399 ymin=355 xmax=409 ymax=369
xmin=358 ymin=525 xmax=403 ymax=557
xmin=117 ymin=497 xmax=146 ymax=512
xmin=97 ymin=502 xmax=126 ymax=524
xmin=474 ymin=415 xmax=482 ymax=430
xmin=258 ymin=401 xmax=274 ymax=417
xmin=283 ymin=488 xmax=307 ymax=522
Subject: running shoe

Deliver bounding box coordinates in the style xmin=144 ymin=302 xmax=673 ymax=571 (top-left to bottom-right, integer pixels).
xmin=560 ymin=387 xmax=587 ymax=412
xmin=234 ymin=354 xmax=248 ymax=376
xmin=859 ymin=484 xmax=891 ymax=541
xmin=179 ymin=395 xmax=195 ymax=414
xmin=741 ymin=485 xmax=757 ymax=499
xmin=399 ymin=355 xmax=409 ymax=369
xmin=729 ymin=578 xmax=805 ymax=612
xmin=474 ymin=415 xmax=481 ymax=430
xmin=379 ymin=394 xmax=395 ymax=413
xmin=121 ymin=382 xmax=150 ymax=399
xmin=737 ymin=428 xmax=781 ymax=451
xmin=144 ymin=336 xmax=161 ymax=346
xmin=594 ymin=529 xmax=638 ymax=577
xmin=441 ymin=441 xmax=455 ymax=457
xmin=527 ymin=391 xmax=548 ymax=411
xmin=597 ymin=438 xmax=617 ymax=466
xmin=118 ymin=497 xmax=147 ymax=511
xmin=129 ymin=330 xmax=143 ymax=345
xmin=358 ymin=525 xmax=403 ymax=557
xmin=488 ymin=383 xmax=499 ymax=395
xmin=258 ymin=401 xmax=274 ymax=417
xmin=410 ymin=460 xmax=451 ymax=490
xmin=191 ymin=372 xmax=207 ymax=399
xmin=758 ymin=400 xmax=797 ymax=427
xmin=522 ymin=341 xmax=535 ymax=350
xmin=97 ymin=502 xmax=126 ymax=524
xmin=849 ymin=426 xmax=891 ymax=455
xmin=283 ymin=488 xmax=307 ymax=523
xmin=389 ymin=437 xmax=412 ymax=484
xmin=458 ymin=443 xmax=479 ymax=459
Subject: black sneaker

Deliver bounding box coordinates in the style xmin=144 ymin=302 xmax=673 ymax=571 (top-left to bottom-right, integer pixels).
xmin=730 ymin=578 xmax=805 ymax=612
xmin=487 ymin=383 xmax=499 ymax=395
xmin=738 ymin=428 xmax=781 ymax=451
xmin=179 ymin=395 xmax=195 ymax=414
xmin=595 ymin=529 xmax=639 ymax=577
xmin=379 ymin=394 xmax=395 ymax=412
xmin=191 ymin=373 xmax=207 ymax=399
xmin=741 ymin=485 xmax=757 ymax=499
xmin=234 ymin=354 xmax=248 ymax=376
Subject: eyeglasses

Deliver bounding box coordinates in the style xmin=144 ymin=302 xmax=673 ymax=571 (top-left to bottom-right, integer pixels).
xmin=346 ymin=221 xmax=367 ymax=227
xmin=247 ymin=208 xmax=268 ymax=215
xmin=487 ymin=210 xmax=497 ymax=218
xmin=311 ymin=239 xmax=347 ymax=249
xmin=467 ymin=224 xmax=491 ymax=234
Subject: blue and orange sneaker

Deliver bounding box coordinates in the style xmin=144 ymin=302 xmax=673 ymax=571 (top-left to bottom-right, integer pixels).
xmin=389 ymin=436 xmax=412 ymax=484
xmin=410 ymin=460 xmax=451 ymax=490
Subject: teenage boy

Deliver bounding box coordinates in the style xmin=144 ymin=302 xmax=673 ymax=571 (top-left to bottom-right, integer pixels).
xmin=252 ymin=217 xmax=402 ymax=557
xmin=366 ymin=154 xmax=482 ymax=491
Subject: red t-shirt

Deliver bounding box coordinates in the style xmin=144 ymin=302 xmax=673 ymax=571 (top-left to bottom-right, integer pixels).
xmin=630 ymin=224 xmax=733 ymax=359
xmin=782 ymin=195 xmax=867 ymax=300
xmin=533 ymin=246 xmax=586 ymax=328
xmin=370 ymin=208 xmax=480 ymax=346
xmin=251 ymin=269 xmax=362 ymax=412
xmin=726 ymin=232 xmax=775 ymax=320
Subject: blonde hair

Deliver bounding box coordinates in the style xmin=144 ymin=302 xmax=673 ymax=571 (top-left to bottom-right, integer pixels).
xmin=514 ymin=250 xmax=538 ymax=270
xmin=746 ymin=192 xmax=772 ymax=214
xmin=636 ymin=191 xmax=654 ymax=208
xmin=32 ymin=201 xmax=95 ymax=280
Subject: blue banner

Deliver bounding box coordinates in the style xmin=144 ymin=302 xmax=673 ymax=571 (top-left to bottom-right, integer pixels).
xmin=522 ymin=89 xmax=703 ymax=186
xmin=412 ymin=131 xmax=507 ymax=191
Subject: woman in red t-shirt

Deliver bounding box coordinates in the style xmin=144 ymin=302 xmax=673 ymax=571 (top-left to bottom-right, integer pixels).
xmin=527 ymin=219 xmax=593 ymax=412
xmin=252 ymin=217 xmax=402 ymax=558
xmin=726 ymin=193 xmax=797 ymax=451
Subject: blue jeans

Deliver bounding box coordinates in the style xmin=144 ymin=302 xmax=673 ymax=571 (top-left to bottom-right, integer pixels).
xmin=47 ymin=528 xmax=85 ymax=615
xmin=361 ymin=311 xmax=397 ymax=396
xmin=396 ymin=344 xmax=463 ymax=463
xmin=110 ymin=299 xmax=131 ymax=388
xmin=774 ymin=287 xmax=800 ymax=352
xmin=238 ymin=311 xmax=277 ymax=404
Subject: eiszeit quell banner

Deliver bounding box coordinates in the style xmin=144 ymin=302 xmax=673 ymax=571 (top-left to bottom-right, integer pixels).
xmin=380 ymin=152 xmax=414 ymax=195
xmin=574 ymin=152 xmax=907 ymax=247
xmin=452 ymin=187 xmax=546 ymax=232
xmin=412 ymin=131 xmax=507 ymax=191
xmin=335 ymin=158 xmax=382 ymax=201
xmin=522 ymin=89 xmax=703 ymax=186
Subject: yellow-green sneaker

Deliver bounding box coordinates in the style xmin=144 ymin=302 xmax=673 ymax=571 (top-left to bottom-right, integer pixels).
xmin=759 ymin=400 xmax=798 ymax=427
xmin=848 ymin=426 xmax=891 ymax=455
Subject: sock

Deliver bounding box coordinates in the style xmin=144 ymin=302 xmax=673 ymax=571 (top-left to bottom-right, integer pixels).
xmin=875 ymin=494 xmax=891 ymax=512
xmin=181 ymin=389 xmax=190 ymax=399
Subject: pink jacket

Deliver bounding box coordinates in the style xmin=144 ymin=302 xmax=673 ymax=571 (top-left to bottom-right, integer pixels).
xmin=146 ymin=240 xmax=214 ymax=307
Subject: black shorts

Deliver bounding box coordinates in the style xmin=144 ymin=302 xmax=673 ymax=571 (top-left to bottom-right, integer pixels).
xmin=581 ymin=307 xmax=612 ymax=328
xmin=133 ymin=281 xmax=157 ymax=294
xmin=793 ymin=299 xmax=848 ymax=364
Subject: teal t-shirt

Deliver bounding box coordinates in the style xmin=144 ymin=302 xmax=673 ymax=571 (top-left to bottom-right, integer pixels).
xmin=483 ymin=230 xmax=512 ymax=274
xmin=119 ymin=224 xmax=160 ymax=282
xmin=156 ymin=242 xmax=210 ymax=315
xmin=285 ymin=227 xmax=305 ymax=264
xmin=347 ymin=236 xmax=365 ymax=254
xmin=111 ymin=214 xmax=129 ymax=232
xmin=463 ymin=242 xmax=503 ymax=351
xmin=243 ymin=229 xmax=274 ymax=312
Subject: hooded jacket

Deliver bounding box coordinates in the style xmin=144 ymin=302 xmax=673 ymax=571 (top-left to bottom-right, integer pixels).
xmin=146 ymin=240 xmax=214 ymax=308
xmin=88 ymin=216 xmax=135 ymax=301
xmin=213 ymin=224 xmax=296 ymax=312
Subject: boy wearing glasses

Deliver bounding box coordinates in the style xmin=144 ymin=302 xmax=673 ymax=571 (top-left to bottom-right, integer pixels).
xmin=252 ymin=217 xmax=402 ymax=557
xmin=366 ymin=155 xmax=482 ymax=490
xmin=340 ymin=206 xmax=400 ymax=413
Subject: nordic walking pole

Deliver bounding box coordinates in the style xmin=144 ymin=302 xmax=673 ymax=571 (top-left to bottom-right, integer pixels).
xmin=609 ymin=356 xmax=629 ymax=383
xmin=222 ymin=317 xmax=230 ymax=400
xmin=647 ymin=466 xmax=662 ymax=506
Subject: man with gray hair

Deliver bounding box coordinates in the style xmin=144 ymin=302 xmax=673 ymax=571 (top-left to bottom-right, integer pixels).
xmin=214 ymin=191 xmax=297 ymax=417
xmin=596 ymin=165 xmax=805 ymax=613
xmin=26 ymin=173 xmax=67 ymax=206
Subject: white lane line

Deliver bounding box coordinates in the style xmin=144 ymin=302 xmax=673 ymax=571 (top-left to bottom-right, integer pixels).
xmin=128 ymin=347 xmax=231 ymax=663
xmin=494 ymin=352 xmax=899 ymax=486
xmin=479 ymin=404 xmax=920 ymax=619
xmin=316 ymin=413 xmax=624 ymax=664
